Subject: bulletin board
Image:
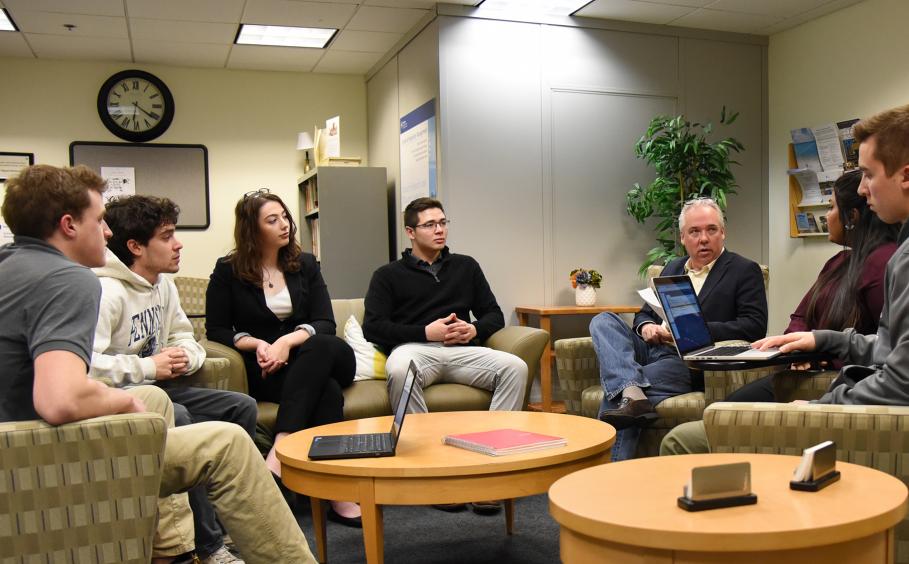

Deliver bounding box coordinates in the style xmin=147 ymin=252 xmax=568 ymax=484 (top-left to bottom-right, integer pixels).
xmin=70 ymin=141 xmax=210 ymax=229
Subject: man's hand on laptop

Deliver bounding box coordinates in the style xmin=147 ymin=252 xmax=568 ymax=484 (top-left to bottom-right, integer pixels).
xmin=641 ymin=323 xmax=672 ymax=346
xmin=752 ymin=331 xmax=816 ymax=353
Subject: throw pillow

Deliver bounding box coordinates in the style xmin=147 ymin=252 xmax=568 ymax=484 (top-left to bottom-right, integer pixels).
xmin=343 ymin=315 xmax=387 ymax=381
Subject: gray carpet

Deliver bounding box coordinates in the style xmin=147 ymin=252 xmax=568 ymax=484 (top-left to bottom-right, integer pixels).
xmin=292 ymin=494 xmax=560 ymax=563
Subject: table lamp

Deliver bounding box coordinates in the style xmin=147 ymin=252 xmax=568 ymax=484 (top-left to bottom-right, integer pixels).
xmin=297 ymin=131 xmax=314 ymax=172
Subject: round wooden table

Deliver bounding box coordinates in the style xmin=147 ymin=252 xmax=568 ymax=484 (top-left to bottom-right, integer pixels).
xmin=277 ymin=411 xmax=614 ymax=564
xmin=549 ymin=453 xmax=908 ymax=563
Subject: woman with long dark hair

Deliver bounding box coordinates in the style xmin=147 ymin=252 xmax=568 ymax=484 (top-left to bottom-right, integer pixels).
xmin=727 ymin=169 xmax=899 ymax=401
xmin=205 ymin=189 xmax=361 ymax=525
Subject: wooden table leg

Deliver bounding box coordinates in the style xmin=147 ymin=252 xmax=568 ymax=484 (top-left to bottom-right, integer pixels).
xmin=310 ymin=497 xmax=328 ymax=563
xmin=358 ymin=480 xmax=384 ymax=564
xmin=504 ymin=498 xmax=515 ymax=535
xmin=539 ymin=315 xmax=552 ymax=412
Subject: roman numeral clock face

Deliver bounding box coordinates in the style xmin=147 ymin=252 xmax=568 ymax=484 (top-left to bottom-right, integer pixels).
xmin=97 ymin=70 xmax=175 ymax=142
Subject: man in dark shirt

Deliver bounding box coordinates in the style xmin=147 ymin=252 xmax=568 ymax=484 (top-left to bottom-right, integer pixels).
xmin=364 ymin=197 xmax=527 ymax=418
xmin=0 ymin=164 xmax=315 ymax=564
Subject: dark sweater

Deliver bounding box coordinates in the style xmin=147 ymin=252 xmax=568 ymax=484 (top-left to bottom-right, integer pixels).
xmin=363 ymin=248 xmax=504 ymax=352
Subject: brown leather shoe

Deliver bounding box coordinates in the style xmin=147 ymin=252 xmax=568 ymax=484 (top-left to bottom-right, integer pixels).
xmin=598 ymin=397 xmax=657 ymax=430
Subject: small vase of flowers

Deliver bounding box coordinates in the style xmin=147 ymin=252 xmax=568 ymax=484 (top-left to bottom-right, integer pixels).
xmin=570 ymin=268 xmax=603 ymax=306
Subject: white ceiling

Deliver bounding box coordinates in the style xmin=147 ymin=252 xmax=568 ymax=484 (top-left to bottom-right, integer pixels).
xmin=0 ymin=0 xmax=863 ymax=75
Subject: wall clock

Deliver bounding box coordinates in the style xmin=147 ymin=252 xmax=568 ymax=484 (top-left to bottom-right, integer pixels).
xmin=97 ymin=69 xmax=175 ymax=142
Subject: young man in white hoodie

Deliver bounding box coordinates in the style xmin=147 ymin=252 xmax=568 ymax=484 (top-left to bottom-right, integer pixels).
xmin=92 ymin=195 xmax=257 ymax=564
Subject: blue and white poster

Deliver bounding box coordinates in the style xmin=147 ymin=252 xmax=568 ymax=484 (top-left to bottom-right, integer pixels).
xmin=399 ymin=99 xmax=437 ymax=211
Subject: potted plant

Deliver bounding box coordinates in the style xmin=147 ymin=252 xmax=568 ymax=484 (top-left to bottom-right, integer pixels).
xmin=625 ymin=107 xmax=744 ymax=274
xmin=570 ymin=268 xmax=603 ymax=306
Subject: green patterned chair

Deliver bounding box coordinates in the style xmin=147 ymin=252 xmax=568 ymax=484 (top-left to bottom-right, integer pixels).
xmin=554 ymin=264 xmax=772 ymax=458
xmin=704 ymin=381 xmax=909 ymax=564
xmin=0 ymin=413 xmax=166 ymax=564
xmin=174 ymin=277 xmax=550 ymax=452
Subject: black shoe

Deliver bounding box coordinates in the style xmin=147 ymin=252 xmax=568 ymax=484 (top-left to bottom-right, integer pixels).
xmin=598 ymin=397 xmax=657 ymax=430
xmin=327 ymin=507 xmax=363 ymax=528
xmin=432 ymin=503 xmax=467 ymax=512
xmin=469 ymin=500 xmax=502 ymax=515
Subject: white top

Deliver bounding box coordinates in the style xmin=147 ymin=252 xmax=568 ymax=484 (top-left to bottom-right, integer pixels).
xmin=265 ymin=285 xmax=292 ymax=320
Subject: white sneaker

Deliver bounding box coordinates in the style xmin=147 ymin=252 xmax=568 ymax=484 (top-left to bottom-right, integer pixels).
xmin=199 ymin=546 xmax=245 ymax=564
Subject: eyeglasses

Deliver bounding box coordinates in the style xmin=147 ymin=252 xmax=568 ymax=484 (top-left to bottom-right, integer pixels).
xmin=244 ymin=188 xmax=270 ymax=199
xmin=412 ymin=219 xmax=451 ymax=230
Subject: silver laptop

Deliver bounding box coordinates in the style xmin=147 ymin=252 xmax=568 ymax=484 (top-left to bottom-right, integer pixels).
xmin=307 ymin=360 xmax=418 ymax=460
xmin=652 ymin=275 xmax=779 ymax=362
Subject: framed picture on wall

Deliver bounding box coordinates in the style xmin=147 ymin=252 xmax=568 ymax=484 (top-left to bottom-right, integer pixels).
xmin=0 ymin=152 xmax=35 ymax=182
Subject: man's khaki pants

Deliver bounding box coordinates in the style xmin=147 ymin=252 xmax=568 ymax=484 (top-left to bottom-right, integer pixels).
xmin=130 ymin=386 xmax=316 ymax=564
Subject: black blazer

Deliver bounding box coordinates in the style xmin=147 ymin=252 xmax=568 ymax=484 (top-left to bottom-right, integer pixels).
xmin=205 ymin=254 xmax=336 ymax=350
xmin=633 ymin=251 xmax=767 ymax=342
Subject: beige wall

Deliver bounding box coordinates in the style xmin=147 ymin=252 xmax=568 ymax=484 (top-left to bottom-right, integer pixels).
xmin=767 ymin=0 xmax=909 ymax=333
xmin=0 ymin=57 xmax=367 ymax=279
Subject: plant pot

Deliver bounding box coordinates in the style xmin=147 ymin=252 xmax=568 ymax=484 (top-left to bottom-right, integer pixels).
xmin=575 ymin=284 xmax=596 ymax=307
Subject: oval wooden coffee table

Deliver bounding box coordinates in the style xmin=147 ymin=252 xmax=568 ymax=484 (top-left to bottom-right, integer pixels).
xmin=549 ymin=453 xmax=908 ymax=563
xmin=278 ymin=411 xmax=614 ymax=564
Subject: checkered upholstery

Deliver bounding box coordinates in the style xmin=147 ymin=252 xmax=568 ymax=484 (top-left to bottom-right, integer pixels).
xmin=173 ymin=276 xmax=209 ymax=341
xmin=0 ymin=413 xmax=166 ymax=563
xmin=555 ymin=264 xmax=770 ymax=458
xmin=705 ymin=401 xmax=909 ymax=563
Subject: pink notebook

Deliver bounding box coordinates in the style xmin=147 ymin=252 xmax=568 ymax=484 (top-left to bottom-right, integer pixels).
xmin=443 ymin=428 xmax=566 ymax=456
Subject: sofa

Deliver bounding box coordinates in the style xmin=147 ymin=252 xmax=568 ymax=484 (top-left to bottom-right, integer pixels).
xmin=553 ymin=264 xmax=773 ymax=457
xmin=0 ymin=413 xmax=166 ymax=563
xmin=174 ymin=277 xmax=550 ymax=450
xmin=704 ymin=370 xmax=909 ymax=564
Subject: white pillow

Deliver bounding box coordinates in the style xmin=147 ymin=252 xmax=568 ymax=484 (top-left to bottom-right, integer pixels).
xmin=343 ymin=315 xmax=387 ymax=381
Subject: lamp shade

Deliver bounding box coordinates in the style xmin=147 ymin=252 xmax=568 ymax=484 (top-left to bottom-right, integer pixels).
xmin=296 ymin=131 xmax=314 ymax=150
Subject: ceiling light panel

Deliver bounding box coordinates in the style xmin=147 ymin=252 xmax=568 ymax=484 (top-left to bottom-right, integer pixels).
xmin=236 ymin=24 xmax=336 ymax=48
xmin=476 ymin=0 xmax=591 ymax=18
xmin=1 ymin=9 xmax=17 ymax=31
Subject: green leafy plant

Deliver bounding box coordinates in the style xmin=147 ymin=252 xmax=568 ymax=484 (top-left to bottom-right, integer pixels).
xmin=626 ymin=107 xmax=744 ymax=275
xmin=570 ymin=268 xmax=602 ymax=289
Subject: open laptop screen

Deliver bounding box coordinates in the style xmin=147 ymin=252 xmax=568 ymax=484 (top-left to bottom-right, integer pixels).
xmin=652 ymin=276 xmax=714 ymax=355
xmin=389 ymin=362 xmax=417 ymax=447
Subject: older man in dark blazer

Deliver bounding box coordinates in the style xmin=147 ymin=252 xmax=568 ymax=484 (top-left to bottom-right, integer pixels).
xmin=591 ymin=198 xmax=767 ymax=461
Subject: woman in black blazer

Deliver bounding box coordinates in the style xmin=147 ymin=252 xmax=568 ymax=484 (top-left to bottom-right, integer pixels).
xmin=205 ymin=189 xmax=359 ymax=525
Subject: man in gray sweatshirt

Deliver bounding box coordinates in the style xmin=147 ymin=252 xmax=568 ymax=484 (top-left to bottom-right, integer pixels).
xmin=662 ymin=103 xmax=909 ymax=454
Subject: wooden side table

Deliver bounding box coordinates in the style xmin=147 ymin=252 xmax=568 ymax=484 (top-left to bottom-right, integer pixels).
xmin=515 ymin=305 xmax=639 ymax=412
xmin=549 ymin=453 xmax=908 ymax=563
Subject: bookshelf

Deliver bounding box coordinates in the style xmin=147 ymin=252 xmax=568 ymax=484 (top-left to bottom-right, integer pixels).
xmin=297 ymin=166 xmax=389 ymax=299
xmin=788 ymin=143 xmax=833 ymax=238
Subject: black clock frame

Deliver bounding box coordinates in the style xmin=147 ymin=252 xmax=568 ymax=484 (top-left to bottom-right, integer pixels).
xmin=97 ymin=69 xmax=175 ymax=143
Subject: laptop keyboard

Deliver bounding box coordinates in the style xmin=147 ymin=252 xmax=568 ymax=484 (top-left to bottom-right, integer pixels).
xmin=343 ymin=433 xmax=391 ymax=453
xmin=694 ymin=345 xmax=753 ymax=357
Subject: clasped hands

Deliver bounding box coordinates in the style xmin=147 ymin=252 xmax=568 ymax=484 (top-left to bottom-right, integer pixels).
xmin=151 ymin=347 xmax=190 ymax=380
xmin=425 ymin=313 xmax=477 ymax=345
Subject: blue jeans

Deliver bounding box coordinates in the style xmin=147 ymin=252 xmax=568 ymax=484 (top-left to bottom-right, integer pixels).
xmin=589 ymin=312 xmax=692 ymax=461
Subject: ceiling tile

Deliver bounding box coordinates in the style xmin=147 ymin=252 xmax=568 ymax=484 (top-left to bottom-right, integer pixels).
xmin=242 ymin=0 xmax=356 ymax=29
xmin=576 ymin=0 xmax=694 ymax=25
xmin=761 ymin=0 xmax=863 ymax=34
xmin=25 ymin=32 xmax=131 ymax=60
xmin=227 ymin=43 xmax=324 ymax=72
xmin=12 ymin=11 xmax=127 ymax=38
xmin=3 ymin=0 xmax=123 ymax=17
xmin=313 ymin=49 xmax=382 ymax=74
xmin=126 ymin=0 xmax=245 ymax=24
xmin=670 ymin=8 xmax=781 ymax=34
xmin=331 ymin=29 xmax=402 ymax=52
xmin=0 ymin=31 xmax=34 ymax=58
xmin=363 ymin=0 xmax=473 ymax=7
xmin=133 ymin=39 xmax=230 ymax=68
xmin=130 ymin=18 xmax=237 ymax=43
xmin=346 ymin=5 xmax=427 ymax=33
xmin=625 ymin=0 xmax=714 ymax=7
xmin=708 ymin=0 xmax=830 ymax=18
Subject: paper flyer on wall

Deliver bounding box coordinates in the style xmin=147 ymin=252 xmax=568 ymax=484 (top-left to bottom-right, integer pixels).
xmin=788 ymin=168 xmax=830 ymax=205
xmin=790 ymin=128 xmax=823 ymax=172
xmin=811 ymin=123 xmax=845 ymax=171
xmin=100 ymin=166 xmax=136 ymax=203
xmin=837 ymin=118 xmax=860 ymax=167
xmin=324 ymin=116 xmax=340 ymax=158
xmin=0 ymin=220 xmax=13 ymax=245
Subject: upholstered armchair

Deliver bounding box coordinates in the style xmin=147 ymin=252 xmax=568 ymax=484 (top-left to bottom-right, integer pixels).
xmin=0 ymin=413 xmax=166 ymax=563
xmin=704 ymin=370 xmax=909 ymax=563
xmin=173 ymin=277 xmax=550 ymax=452
xmin=554 ymin=264 xmax=772 ymax=458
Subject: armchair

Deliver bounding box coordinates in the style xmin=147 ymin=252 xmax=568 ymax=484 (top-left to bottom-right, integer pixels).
xmin=704 ymin=392 xmax=909 ymax=564
xmin=554 ymin=264 xmax=771 ymax=457
xmin=0 ymin=413 xmax=166 ymax=563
